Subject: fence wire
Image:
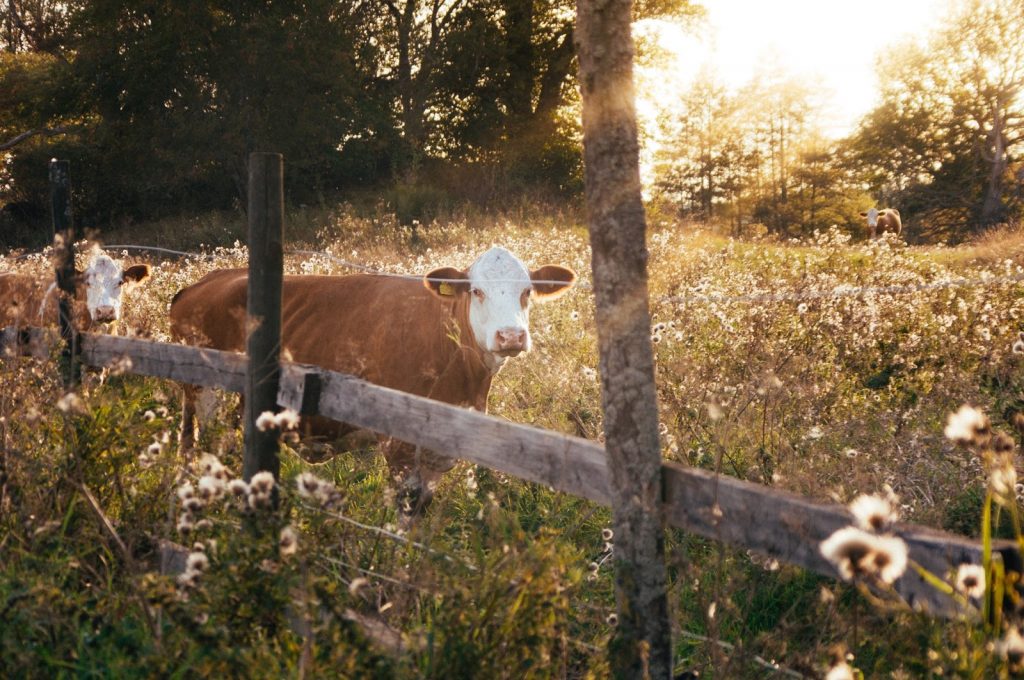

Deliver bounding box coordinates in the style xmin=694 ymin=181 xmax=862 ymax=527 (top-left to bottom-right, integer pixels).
xmin=3 ymin=241 xmax=1022 ymax=305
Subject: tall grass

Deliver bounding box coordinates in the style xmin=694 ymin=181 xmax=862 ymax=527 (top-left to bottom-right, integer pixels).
xmin=2 ymin=211 xmax=1024 ymax=677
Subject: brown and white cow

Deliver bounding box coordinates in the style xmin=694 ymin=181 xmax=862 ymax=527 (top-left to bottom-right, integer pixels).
xmin=170 ymin=246 xmax=576 ymax=516
xmin=859 ymin=207 xmax=902 ymax=239
xmin=0 ymin=253 xmax=151 ymax=343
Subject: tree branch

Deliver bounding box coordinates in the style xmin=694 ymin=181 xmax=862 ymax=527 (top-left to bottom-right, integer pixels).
xmin=0 ymin=125 xmax=74 ymax=151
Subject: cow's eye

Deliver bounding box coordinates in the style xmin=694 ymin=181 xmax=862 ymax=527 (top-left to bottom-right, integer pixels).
xmin=471 ymin=288 xmax=485 ymax=301
xmin=520 ymin=289 xmax=531 ymax=308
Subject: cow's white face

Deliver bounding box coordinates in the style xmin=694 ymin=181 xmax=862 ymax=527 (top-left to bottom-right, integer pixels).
xmin=425 ymin=246 xmax=576 ymax=371
xmin=863 ymin=207 xmax=880 ymax=227
xmin=82 ymin=254 xmax=151 ymax=324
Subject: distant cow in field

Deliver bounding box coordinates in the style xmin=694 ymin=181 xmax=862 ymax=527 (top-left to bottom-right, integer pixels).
xmin=860 ymin=207 xmax=902 ymax=239
xmin=170 ymin=246 xmax=576 ymax=517
xmin=0 ymin=253 xmax=151 ymax=338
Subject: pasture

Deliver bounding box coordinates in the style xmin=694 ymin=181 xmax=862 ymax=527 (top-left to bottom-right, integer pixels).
xmin=2 ymin=207 xmax=1024 ymax=678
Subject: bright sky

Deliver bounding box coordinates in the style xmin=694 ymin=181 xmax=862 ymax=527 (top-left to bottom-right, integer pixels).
xmin=636 ymin=0 xmax=952 ymax=138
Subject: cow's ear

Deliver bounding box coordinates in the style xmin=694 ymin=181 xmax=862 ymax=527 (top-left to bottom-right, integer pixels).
xmin=123 ymin=264 xmax=152 ymax=284
xmin=424 ymin=267 xmax=470 ymax=297
xmin=859 ymin=211 xmax=868 ymax=217
xmin=531 ymin=265 xmax=576 ymax=300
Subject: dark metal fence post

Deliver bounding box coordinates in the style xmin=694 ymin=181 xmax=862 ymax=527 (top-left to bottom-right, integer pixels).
xmin=49 ymin=159 xmax=79 ymax=387
xmin=242 ymin=152 xmax=284 ymax=483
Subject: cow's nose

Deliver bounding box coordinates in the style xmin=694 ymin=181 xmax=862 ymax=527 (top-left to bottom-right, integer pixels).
xmin=495 ymin=328 xmax=527 ymax=353
xmin=94 ymin=305 xmax=117 ymax=322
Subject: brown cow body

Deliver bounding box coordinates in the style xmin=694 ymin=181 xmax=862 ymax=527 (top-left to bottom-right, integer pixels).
xmin=170 ymin=248 xmax=575 ymax=516
xmin=859 ymin=207 xmax=902 ymax=239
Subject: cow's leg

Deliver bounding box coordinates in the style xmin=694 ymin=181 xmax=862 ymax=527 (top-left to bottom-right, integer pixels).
xmin=382 ymin=439 xmax=455 ymax=525
xmin=179 ymin=383 xmax=199 ymax=454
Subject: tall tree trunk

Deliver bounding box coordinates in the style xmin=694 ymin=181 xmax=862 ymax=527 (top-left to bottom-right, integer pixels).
xmin=575 ymin=1 xmax=672 ymax=678
xmin=980 ymin=104 xmax=1007 ymax=228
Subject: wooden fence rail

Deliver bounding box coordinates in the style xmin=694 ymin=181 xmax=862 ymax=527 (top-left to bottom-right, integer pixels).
xmin=3 ymin=328 xmax=1014 ymax=617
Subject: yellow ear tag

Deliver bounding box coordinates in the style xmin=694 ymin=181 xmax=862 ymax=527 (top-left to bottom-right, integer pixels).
xmin=438 ymin=282 xmax=455 ymax=296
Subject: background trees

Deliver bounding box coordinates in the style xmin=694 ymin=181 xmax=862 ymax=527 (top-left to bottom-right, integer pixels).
xmin=1 ymin=0 xmax=1022 ymax=244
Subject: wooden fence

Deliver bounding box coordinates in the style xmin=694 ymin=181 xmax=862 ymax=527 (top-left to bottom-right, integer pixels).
xmin=2 ymin=327 xmax=1016 ymax=617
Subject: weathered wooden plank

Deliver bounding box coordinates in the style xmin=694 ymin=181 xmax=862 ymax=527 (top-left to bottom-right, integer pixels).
xmin=80 ymin=333 xmax=248 ymax=392
xmin=316 ymin=371 xmax=612 ymax=505
xmin=312 ymin=368 xmax=1010 ymax=616
xmin=71 ymin=331 xmax=1017 ymax=616
xmin=0 ymin=326 xmax=57 ymax=359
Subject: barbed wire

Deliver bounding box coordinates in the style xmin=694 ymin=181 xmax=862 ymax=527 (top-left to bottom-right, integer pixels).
xmin=3 ymin=241 xmax=1022 ymax=305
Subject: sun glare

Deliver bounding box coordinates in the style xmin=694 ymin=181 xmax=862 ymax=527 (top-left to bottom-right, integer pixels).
xmin=634 ymin=0 xmax=950 ymax=140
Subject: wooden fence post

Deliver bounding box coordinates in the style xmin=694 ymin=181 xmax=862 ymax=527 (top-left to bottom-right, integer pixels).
xmin=49 ymin=159 xmax=79 ymax=388
xmin=576 ymin=2 xmax=673 ymax=676
xmin=242 ymin=152 xmax=284 ymax=483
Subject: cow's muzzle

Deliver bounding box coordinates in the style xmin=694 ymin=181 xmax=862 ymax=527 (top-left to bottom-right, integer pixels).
xmin=494 ymin=327 xmax=528 ymax=355
xmin=93 ymin=306 xmax=117 ymax=323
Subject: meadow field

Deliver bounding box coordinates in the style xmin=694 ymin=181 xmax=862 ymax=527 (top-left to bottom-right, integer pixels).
xmin=3 ymin=206 xmax=1024 ymax=678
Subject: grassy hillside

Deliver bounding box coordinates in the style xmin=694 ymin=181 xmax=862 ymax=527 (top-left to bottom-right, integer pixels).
xmin=3 ymin=210 xmax=1024 ymax=677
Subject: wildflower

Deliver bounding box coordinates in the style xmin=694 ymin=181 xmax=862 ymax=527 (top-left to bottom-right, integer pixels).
xmin=227 ymin=479 xmax=249 ymax=496
xmin=601 ymin=528 xmax=614 ymax=542
xmin=279 ymin=526 xmax=298 ymax=557
xmin=177 ymin=482 xmax=196 ymax=502
xmin=176 ymin=513 xmax=194 ymax=536
xmin=1013 ymin=337 xmax=1024 ymax=354
xmin=56 ymin=392 xmax=85 ymax=415
xmin=797 ymin=303 xmax=808 ymax=315
xmin=147 ymin=441 xmax=163 ymax=456
xmin=250 ymin=471 xmax=275 ymax=495
xmin=990 ymin=454 xmax=1018 ymax=497
xmin=996 ymin=626 xmax=1024 ymax=671
xmin=570 ymin=310 xmax=579 ymax=321
xmin=581 ymin=366 xmax=597 ymax=380
xmin=944 ymin=405 xmax=989 ymax=445
xmin=820 ymin=527 xmax=874 ymax=580
xmin=295 ymin=472 xmax=323 ymax=499
xmin=144 ymin=409 xmax=156 ymax=421
xmin=870 ymin=535 xmax=909 ymax=584
xmin=255 ymin=411 xmax=277 ymax=432
xmin=177 ymin=569 xmax=201 ymax=588
xmin=606 ymin=613 xmax=618 ymax=627
xmin=849 ymin=494 xmax=898 ymax=532
xmin=825 ymin=661 xmax=855 ymax=680
xmin=182 ymin=496 xmax=204 ymax=513
xmin=954 ymin=563 xmax=985 ymax=600
xmin=820 ymin=527 xmax=908 ymax=584
xmin=994 ymin=432 xmax=1016 ymax=453
xmin=197 ymin=475 xmax=225 ymax=501
xmin=195 ymin=518 xmax=213 ymax=531
xmin=186 ymin=551 xmax=209 ymax=572
xmin=276 ymin=408 xmax=300 ymax=431
xmin=587 ymin=562 xmax=599 ymax=573
xmin=199 ymin=453 xmax=228 ymax=480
